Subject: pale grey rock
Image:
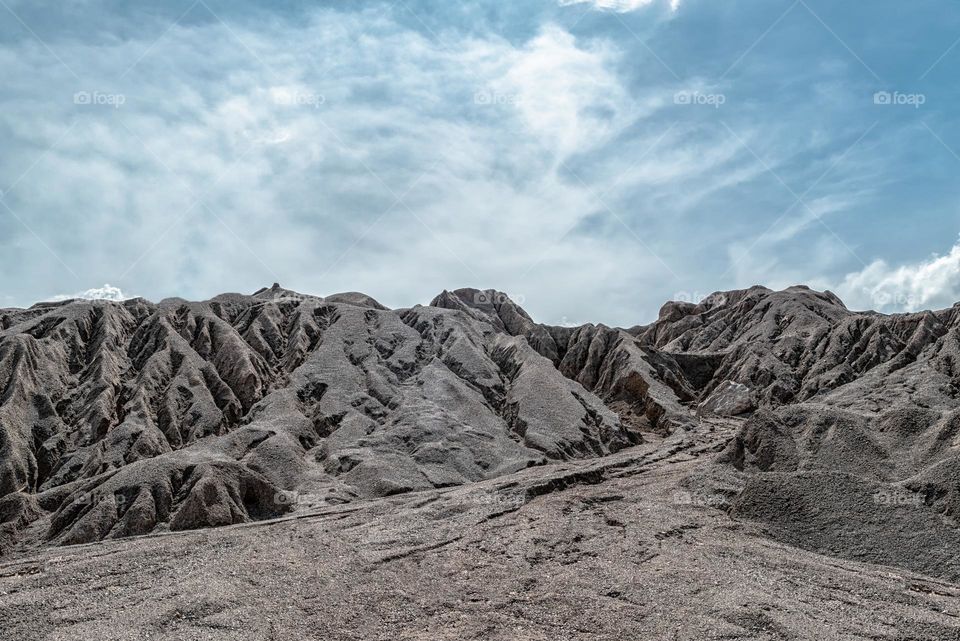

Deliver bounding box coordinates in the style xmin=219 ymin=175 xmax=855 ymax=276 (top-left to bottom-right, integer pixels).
xmin=697 ymin=380 xmax=756 ymax=417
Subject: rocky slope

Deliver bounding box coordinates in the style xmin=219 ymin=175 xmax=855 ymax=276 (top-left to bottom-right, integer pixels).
xmin=6 ymin=283 xmax=960 ymax=639
xmin=0 ymin=285 xmax=645 ymax=551
xmin=4 ymin=282 xmax=960 ymax=595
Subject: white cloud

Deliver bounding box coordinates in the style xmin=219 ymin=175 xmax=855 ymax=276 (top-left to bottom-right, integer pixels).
xmin=558 ymin=0 xmax=680 ymax=13
xmin=836 ymin=239 xmax=960 ymax=312
xmin=0 ymin=12 xmax=679 ymax=324
xmin=488 ymin=25 xmax=637 ymax=157
xmin=0 ymin=8 xmax=849 ymax=325
xmin=51 ymin=284 xmax=131 ymax=303
xmin=0 ymin=2 xmax=897 ymax=326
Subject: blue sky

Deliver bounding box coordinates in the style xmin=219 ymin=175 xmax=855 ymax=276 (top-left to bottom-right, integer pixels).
xmin=1 ymin=0 xmax=959 ymax=325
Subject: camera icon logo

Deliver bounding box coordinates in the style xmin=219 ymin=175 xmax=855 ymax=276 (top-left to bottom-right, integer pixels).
xmin=273 ymin=491 xmax=300 ymax=506
xmin=474 ymin=91 xmax=493 ymax=105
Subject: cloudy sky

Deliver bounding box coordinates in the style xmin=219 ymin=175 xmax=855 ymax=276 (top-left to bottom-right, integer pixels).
xmin=1 ymin=0 xmax=959 ymax=325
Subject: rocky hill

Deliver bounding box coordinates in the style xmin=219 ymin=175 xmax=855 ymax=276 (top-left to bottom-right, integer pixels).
xmin=1 ymin=284 xmax=646 ymax=550
xmin=6 ymin=283 xmax=960 ymax=639
xmin=3 ymin=283 xmax=960 ymax=579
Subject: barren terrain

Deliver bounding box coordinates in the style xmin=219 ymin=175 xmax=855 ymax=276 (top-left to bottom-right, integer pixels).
xmin=3 ymin=284 xmax=960 ymax=639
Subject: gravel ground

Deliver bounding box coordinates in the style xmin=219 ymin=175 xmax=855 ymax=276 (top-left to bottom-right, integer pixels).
xmin=3 ymin=421 xmax=959 ymax=641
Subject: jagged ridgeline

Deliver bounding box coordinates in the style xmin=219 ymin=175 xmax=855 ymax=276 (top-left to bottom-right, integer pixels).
xmin=2 ymin=283 xmax=960 ymax=551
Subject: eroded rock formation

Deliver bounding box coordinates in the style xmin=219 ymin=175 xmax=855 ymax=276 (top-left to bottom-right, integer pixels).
xmin=4 ymin=282 xmax=960 ymax=563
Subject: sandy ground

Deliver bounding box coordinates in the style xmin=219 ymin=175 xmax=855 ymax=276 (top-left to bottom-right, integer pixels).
xmin=2 ymin=421 xmax=960 ymax=641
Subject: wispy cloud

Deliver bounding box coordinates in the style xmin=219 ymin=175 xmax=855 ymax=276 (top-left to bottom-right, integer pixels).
xmin=557 ymin=0 xmax=680 ymax=12
xmin=0 ymin=9 xmax=680 ymax=322
xmin=489 ymin=25 xmax=635 ymax=157
xmin=1 ymin=1 xmax=958 ymax=325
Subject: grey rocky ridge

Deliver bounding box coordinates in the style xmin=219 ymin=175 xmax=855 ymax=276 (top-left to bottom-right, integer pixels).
xmin=3 ymin=283 xmax=960 ymax=639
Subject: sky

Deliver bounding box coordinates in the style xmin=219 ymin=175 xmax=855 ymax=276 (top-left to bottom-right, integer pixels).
xmin=1 ymin=0 xmax=959 ymax=326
